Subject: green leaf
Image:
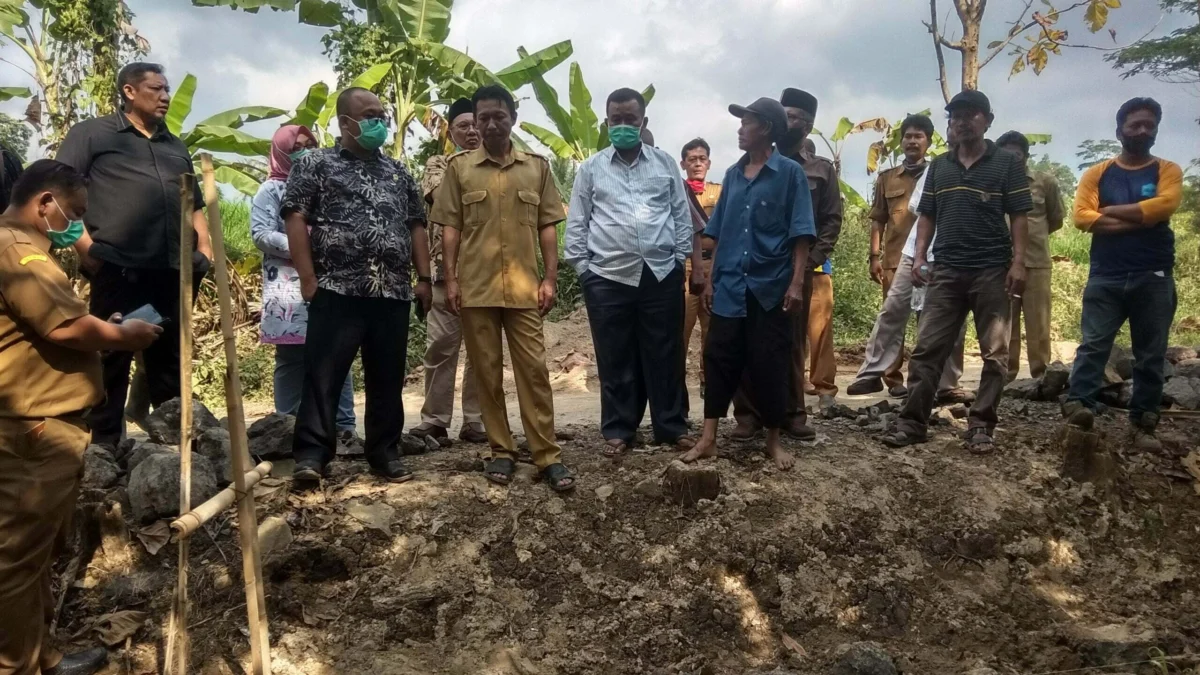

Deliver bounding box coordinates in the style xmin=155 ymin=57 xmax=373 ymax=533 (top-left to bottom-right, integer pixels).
xmin=288 ymin=82 xmax=330 ymax=128
xmin=378 ymin=0 xmax=452 ymax=42
xmin=298 ymin=0 xmax=343 ymax=25
xmin=191 ymin=0 xmax=297 ymax=11
xmin=641 ymin=84 xmax=655 ymax=106
xmin=568 ymin=62 xmax=598 ymax=156
xmin=351 ymin=62 xmax=394 ymax=91
xmin=1025 ymin=133 xmax=1053 ymax=145
xmin=0 ymin=86 xmax=31 ymax=102
xmin=596 ymin=121 xmax=609 ymax=153
xmin=0 ymin=0 xmax=29 ymax=35
xmin=165 ymin=74 xmax=198 ymax=137
xmin=517 ymin=47 xmax=576 ymax=147
xmin=214 ymin=165 xmax=262 ymax=197
xmin=198 ymin=106 xmax=287 ymax=129
xmin=190 ymin=125 xmax=272 ymax=156
xmin=830 ymin=117 xmax=854 ymax=142
xmin=519 ymin=122 xmax=575 ymax=159
xmin=510 ymin=134 xmax=535 ymax=154
xmin=421 ymin=42 xmax=501 ymax=89
xmin=495 ymin=40 xmax=573 ymax=90
xmin=838 ymin=178 xmax=866 ymax=209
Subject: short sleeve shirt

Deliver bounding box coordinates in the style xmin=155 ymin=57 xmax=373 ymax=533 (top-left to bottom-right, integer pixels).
xmin=0 ymin=222 xmax=103 ymax=418
xmin=422 ymin=154 xmax=451 ymax=283
xmin=1023 ymin=171 xmax=1063 ymax=269
xmin=429 ymin=147 xmax=565 ymax=309
xmin=868 ymin=165 xmax=921 ymax=270
xmin=917 ymin=141 xmax=1033 ymax=268
xmin=281 ymin=147 xmax=426 ymax=301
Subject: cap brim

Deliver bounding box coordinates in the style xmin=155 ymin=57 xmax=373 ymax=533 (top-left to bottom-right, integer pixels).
xmin=729 ymin=104 xmax=750 ymax=118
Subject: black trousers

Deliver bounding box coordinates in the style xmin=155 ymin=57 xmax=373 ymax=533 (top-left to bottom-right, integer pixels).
xmin=581 ymin=264 xmax=688 ymax=445
xmin=86 ymin=256 xmax=209 ymax=445
xmin=704 ymin=291 xmax=792 ymax=429
xmin=293 ymin=288 xmax=410 ymax=468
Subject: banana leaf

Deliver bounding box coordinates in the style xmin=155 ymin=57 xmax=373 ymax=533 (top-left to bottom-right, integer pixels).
xmin=377 ymin=0 xmax=452 ymax=42
xmin=214 ymin=165 xmax=262 ymax=197
xmin=164 ymin=74 xmax=197 ymax=137
xmin=297 ymin=0 xmax=342 ymax=25
xmin=420 ymin=42 xmax=501 ymax=89
xmin=0 ymin=86 xmax=31 ymax=102
xmin=197 ymin=106 xmax=287 ymax=129
xmin=495 ymin=40 xmax=573 ymax=91
xmin=288 ymin=82 xmax=330 ymax=128
xmin=517 ymin=47 xmax=575 ymax=148
xmin=191 ymin=125 xmax=272 ymax=156
xmin=0 ymin=0 xmax=28 ymax=36
xmin=520 ymin=122 xmax=574 ymax=160
xmin=568 ymin=62 xmax=597 ymax=156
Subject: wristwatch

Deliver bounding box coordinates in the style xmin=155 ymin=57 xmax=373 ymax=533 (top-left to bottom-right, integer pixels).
xmin=868 ymin=253 xmax=880 ymax=261
xmin=417 ymin=275 xmax=432 ymax=283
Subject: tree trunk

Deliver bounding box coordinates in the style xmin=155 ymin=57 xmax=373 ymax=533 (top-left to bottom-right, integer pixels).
xmin=959 ymin=12 xmax=982 ymax=91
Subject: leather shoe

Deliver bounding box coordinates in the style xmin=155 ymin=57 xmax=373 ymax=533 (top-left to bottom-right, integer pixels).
xmin=846 ymin=377 xmax=883 ymax=396
xmin=730 ymin=421 xmax=759 ymax=440
xmin=783 ymin=417 xmax=816 ymax=441
xmin=409 ymin=424 xmax=448 ymax=440
xmin=371 ymin=459 xmax=414 ymax=483
xmin=458 ymin=425 xmax=488 ymax=444
xmin=45 ymin=648 xmax=107 ymax=675
xmin=936 ymin=388 xmax=976 ymax=405
xmin=293 ymin=459 xmax=325 ymax=483
xmin=888 ymin=384 xmax=908 ymax=398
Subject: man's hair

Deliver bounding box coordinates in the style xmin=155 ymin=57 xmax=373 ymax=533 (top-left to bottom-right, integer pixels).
xmin=996 ymin=130 xmax=1030 ymax=155
xmin=336 ymin=87 xmax=374 ymax=117
xmin=681 ymin=138 xmax=710 ymax=161
xmin=9 ymin=159 xmax=87 ymax=206
xmin=606 ymin=88 xmax=646 ymax=115
xmin=117 ymin=62 xmax=165 ymax=105
xmin=899 ymin=114 xmax=934 ymax=139
xmin=1116 ymin=97 xmax=1162 ymax=127
xmin=472 ymin=85 xmax=517 ymax=117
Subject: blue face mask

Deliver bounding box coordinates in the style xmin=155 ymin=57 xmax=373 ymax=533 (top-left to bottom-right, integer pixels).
xmin=289 ymin=148 xmax=311 ymax=161
xmin=45 ymin=197 xmax=84 ymax=249
xmin=343 ymin=116 xmax=389 ymax=151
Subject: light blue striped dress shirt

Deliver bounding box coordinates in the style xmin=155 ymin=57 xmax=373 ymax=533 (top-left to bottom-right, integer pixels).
xmin=564 ymin=144 xmax=693 ymax=287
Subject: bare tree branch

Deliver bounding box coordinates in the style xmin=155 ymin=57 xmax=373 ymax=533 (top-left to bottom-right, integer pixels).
xmin=1051 ymin=15 xmax=1165 ymax=51
xmin=928 ymin=0 xmax=953 ymax=104
xmin=979 ymin=0 xmax=1089 ymax=68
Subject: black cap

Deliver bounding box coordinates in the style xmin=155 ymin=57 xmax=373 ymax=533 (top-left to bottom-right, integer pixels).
xmin=447 ymin=98 xmax=473 ymax=124
xmin=729 ymin=97 xmax=788 ymax=143
xmin=780 ymin=88 xmax=817 ymax=116
xmin=945 ymin=90 xmax=991 ymax=116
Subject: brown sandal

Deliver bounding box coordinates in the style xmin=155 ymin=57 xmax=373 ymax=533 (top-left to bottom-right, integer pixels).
xmin=965 ymin=428 xmax=996 ymax=455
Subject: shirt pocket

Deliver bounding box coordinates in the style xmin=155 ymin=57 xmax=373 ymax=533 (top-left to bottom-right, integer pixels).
xmin=517 ymin=190 xmax=540 ymax=227
xmin=753 ymin=197 xmax=785 ymax=236
xmin=462 ymin=190 xmax=488 ymax=228
xmin=885 ymin=188 xmax=908 ymax=221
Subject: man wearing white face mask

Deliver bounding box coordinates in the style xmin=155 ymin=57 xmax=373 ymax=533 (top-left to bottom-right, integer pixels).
xmin=565 ymin=87 xmax=695 ymax=458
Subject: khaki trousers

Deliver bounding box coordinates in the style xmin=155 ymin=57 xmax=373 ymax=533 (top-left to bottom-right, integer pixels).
xmin=879 ymin=268 xmax=906 ymax=389
xmin=420 ymin=283 xmax=483 ymax=430
xmin=806 ymin=273 xmax=838 ymax=396
xmin=0 ymin=416 xmax=89 ymax=675
xmin=1009 ymin=267 xmax=1053 ymax=380
xmin=460 ymin=307 xmax=561 ymax=469
xmin=682 ymin=257 xmax=713 ymax=388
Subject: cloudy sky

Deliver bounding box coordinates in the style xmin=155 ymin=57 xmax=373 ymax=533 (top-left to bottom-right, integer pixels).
xmin=2 ymin=0 xmax=1196 ymax=197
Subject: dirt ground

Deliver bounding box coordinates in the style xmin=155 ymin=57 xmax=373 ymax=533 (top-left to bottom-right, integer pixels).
xmin=62 ymin=311 xmax=1200 ymax=675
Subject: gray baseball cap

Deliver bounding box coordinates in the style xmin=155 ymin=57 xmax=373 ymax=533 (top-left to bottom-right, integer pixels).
xmin=729 ymin=97 xmax=788 ymax=143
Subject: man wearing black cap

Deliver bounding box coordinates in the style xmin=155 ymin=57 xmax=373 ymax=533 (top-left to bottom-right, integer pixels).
xmin=681 ymin=97 xmax=816 ymax=470
xmin=883 ymin=90 xmax=1032 ymax=452
xmin=409 ymin=98 xmax=488 ymax=444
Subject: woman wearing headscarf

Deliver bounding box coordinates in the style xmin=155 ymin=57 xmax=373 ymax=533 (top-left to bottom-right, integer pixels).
xmin=251 ymin=125 xmax=358 ymax=438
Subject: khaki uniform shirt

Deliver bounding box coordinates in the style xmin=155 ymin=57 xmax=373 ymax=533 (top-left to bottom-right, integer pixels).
xmin=1023 ymin=170 xmax=1064 ymax=269
xmin=422 ymin=154 xmax=450 ymax=283
xmin=694 ymin=183 xmax=721 ymax=252
xmin=868 ymin=165 xmax=921 ymax=271
xmin=0 ymin=221 xmax=103 ymax=418
xmin=430 ymin=146 xmax=566 ymax=309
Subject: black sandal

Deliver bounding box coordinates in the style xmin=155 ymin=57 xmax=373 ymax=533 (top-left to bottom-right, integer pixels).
xmin=965 ymin=428 xmax=996 ymax=455
xmin=881 ymin=429 xmax=925 ymax=448
xmin=483 ymin=458 xmax=515 ymax=486
xmin=542 ymin=463 xmax=576 ymax=492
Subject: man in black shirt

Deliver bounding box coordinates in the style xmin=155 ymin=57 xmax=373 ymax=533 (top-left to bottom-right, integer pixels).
xmin=57 ymin=62 xmax=212 ymax=446
xmin=0 ymin=144 xmax=23 ymax=212
xmin=883 ymin=90 xmax=1032 ymax=452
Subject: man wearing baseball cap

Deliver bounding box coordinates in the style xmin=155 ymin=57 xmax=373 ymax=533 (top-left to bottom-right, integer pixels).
xmin=882 ymin=90 xmax=1032 ymax=453
xmin=681 ymin=97 xmax=815 ymax=470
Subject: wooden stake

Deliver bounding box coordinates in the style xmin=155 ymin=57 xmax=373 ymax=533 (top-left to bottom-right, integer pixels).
xmin=170 ymin=462 xmax=273 ymax=541
xmin=201 ymin=154 xmax=272 ymax=674
xmin=165 ymin=174 xmax=195 ymax=675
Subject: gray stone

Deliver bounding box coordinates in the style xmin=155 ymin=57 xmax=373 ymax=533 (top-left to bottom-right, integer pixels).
xmin=633 ymin=477 xmax=662 ymax=500
xmin=831 ymin=642 xmax=898 ymax=675
xmin=401 ymin=434 xmax=427 ymax=456
xmin=1165 ymin=346 xmax=1197 ymax=364
xmin=257 ymin=516 xmax=294 ymax=561
xmin=1040 ymin=361 xmax=1071 ymax=399
xmin=1065 ymin=622 xmax=1158 ymax=667
xmin=424 ymin=434 xmax=441 ymax=453
xmin=128 ymin=452 xmax=220 ymax=523
xmin=1108 ymin=345 xmax=1133 ymax=383
xmin=662 ymin=460 xmax=721 ymax=506
xmin=855 ymin=415 xmax=871 ymax=427
xmin=949 ymin=403 xmax=969 ymax=419
xmin=1163 ymin=360 xmax=1176 ymax=380
xmin=246 ymin=413 xmax=295 ymax=459
xmin=82 ymin=445 xmax=120 ymax=489
xmin=145 ymin=397 xmax=221 ymax=445
xmin=1175 ymin=358 xmax=1200 ymax=380
xmin=196 ymin=427 xmax=232 ymax=483
xmin=821 ymin=403 xmax=858 ymax=420
xmin=1162 ymin=377 xmax=1200 ymax=410
xmin=1003 ymin=378 xmax=1041 ymax=400
xmin=114 ymin=437 xmax=139 ymax=463
xmin=335 ymin=430 xmax=364 ymax=458
xmin=123 ymin=442 xmax=175 ymax=474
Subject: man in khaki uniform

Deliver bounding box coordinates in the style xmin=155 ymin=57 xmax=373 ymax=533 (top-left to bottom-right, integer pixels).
xmin=411 ymin=98 xmax=487 ymax=443
xmin=431 ymin=85 xmax=575 ymax=492
xmin=997 ymin=131 xmax=1063 ymax=380
xmin=0 ymin=160 xmax=161 ymax=675
xmin=679 ymin=138 xmax=722 ymax=397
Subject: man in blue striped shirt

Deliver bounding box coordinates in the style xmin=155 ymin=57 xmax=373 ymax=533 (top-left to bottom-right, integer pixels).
xmin=565 ymin=88 xmax=694 ymax=457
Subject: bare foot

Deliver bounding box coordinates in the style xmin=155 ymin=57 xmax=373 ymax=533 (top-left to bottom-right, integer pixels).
xmin=766 ymin=441 xmax=795 ymax=471
xmin=680 ymin=436 xmax=717 ymax=463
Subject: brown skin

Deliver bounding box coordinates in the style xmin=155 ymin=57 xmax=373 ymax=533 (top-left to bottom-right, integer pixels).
xmin=1088 ymin=109 xmax=1161 ymax=234
xmin=685 ymin=112 xmax=804 ymax=471
xmin=448 ymin=112 xmax=480 ymax=150
xmin=285 ymin=89 xmax=432 ymax=314
xmin=913 ymin=107 xmax=1027 ymax=297
xmin=681 ymin=146 xmax=713 ymax=295
xmin=869 ymin=128 xmax=930 ymax=284
xmin=292 ymin=131 xmax=318 ymax=154
xmin=1000 ymin=143 xmax=1064 ymax=234
xmin=780 ymin=106 xmax=814 ymax=157
xmin=122 ymin=72 xmax=213 ymax=262
xmin=2 ymin=188 xmax=162 ymax=351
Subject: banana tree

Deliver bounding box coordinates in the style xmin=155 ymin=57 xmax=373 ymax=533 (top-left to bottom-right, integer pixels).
xmin=810 ymin=116 xmax=891 ymax=207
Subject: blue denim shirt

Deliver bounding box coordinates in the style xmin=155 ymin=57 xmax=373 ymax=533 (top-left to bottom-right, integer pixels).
xmin=703 ymin=150 xmax=815 ymax=317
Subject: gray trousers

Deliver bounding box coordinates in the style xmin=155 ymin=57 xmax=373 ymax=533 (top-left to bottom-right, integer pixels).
xmin=419 ymin=283 xmax=483 ymax=429
xmin=857 ymin=255 xmax=964 ymax=393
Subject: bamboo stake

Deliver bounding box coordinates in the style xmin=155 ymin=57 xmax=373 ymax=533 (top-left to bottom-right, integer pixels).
xmin=170 ymin=462 xmax=273 ymax=541
xmin=201 ymin=154 xmax=271 ymax=674
xmin=165 ymin=174 xmax=195 ymax=675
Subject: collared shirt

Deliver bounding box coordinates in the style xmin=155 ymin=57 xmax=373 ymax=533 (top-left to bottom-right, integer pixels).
xmin=429 ymin=145 xmax=565 ymax=309
xmin=692 ymin=182 xmax=722 ymax=253
xmin=250 ymin=179 xmax=306 ymax=344
xmin=792 ymin=148 xmax=843 ymax=271
xmin=869 ymin=164 xmax=922 ymax=270
xmin=422 ymin=153 xmax=451 ymax=283
xmin=703 ymin=150 xmax=815 ymax=318
xmin=281 ymin=147 xmax=425 ymax=301
xmin=56 ymin=112 xmax=204 ymax=270
xmin=918 ymin=140 xmax=1032 ymax=268
xmin=1022 ymin=170 xmax=1064 ymax=269
xmin=903 ymin=168 xmax=939 ymax=262
xmin=0 ymin=220 xmax=103 ymax=418
xmin=564 ymin=144 xmax=692 ymax=286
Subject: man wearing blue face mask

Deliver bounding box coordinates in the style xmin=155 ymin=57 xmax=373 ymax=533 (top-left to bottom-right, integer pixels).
xmin=282 ymin=87 xmax=433 ymax=486
xmin=564 ymin=88 xmax=695 ymax=457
